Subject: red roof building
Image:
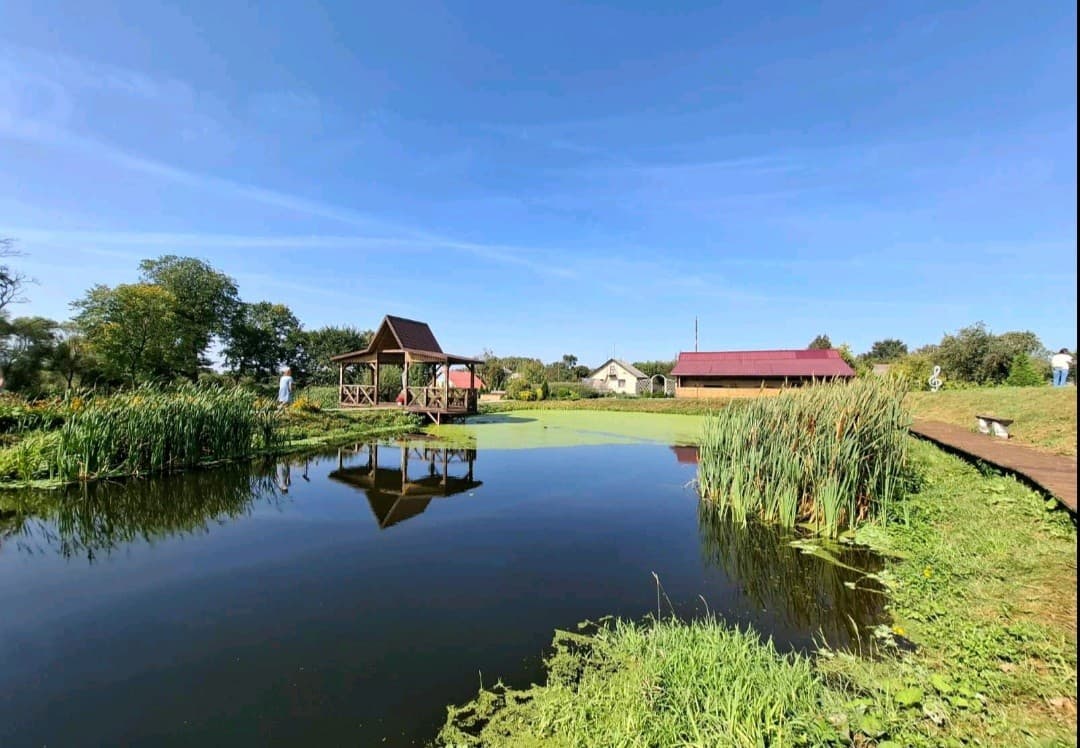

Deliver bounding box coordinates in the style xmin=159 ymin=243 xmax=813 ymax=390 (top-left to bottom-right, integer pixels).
xmin=671 ymin=349 xmax=855 ymax=398
xmin=436 ymin=369 xmax=487 ymax=390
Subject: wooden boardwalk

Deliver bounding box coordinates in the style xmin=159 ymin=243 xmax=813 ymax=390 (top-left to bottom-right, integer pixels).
xmin=910 ymin=420 xmax=1077 ymax=513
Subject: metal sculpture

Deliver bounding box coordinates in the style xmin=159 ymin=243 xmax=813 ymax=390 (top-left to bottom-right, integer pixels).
xmin=928 ymin=365 xmax=942 ymax=392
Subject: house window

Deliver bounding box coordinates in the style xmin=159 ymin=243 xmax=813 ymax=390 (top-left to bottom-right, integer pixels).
xmin=617 ymin=379 xmax=626 ymax=388
xmin=608 ymin=365 xmax=617 ymax=378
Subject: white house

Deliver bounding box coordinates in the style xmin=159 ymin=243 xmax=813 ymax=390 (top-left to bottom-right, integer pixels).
xmin=585 ymin=358 xmax=650 ymax=395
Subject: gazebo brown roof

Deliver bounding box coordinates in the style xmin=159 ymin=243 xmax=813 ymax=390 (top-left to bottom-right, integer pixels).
xmin=331 ymin=315 xmax=481 ymax=366
xmin=331 ymin=315 xmax=481 ymax=422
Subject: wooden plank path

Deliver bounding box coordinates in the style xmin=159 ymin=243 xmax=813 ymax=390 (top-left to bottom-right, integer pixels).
xmin=910 ymin=419 xmax=1077 ymax=514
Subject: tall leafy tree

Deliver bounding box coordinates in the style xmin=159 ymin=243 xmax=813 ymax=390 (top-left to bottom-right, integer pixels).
xmin=293 ymin=326 xmax=373 ymax=385
xmin=222 ymin=302 xmax=302 ymax=382
xmin=72 ymin=283 xmax=180 ymax=385
xmin=139 ymin=256 xmax=240 ymax=381
xmin=632 ymin=360 xmax=676 ymax=377
xmin=864 ymin=339 xmax=908 ymax=363
xmin=50 ymin=325 xmax=96 ymax=390
xmin=0 ymin=316 xmax=59 ymax=393
xmin=807 ymin=334 xmax=833 ymax=350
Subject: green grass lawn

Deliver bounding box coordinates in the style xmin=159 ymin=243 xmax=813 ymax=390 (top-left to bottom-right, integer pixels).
xmin=906 ymin=386 xmax=1077 ymax=456
xmin=438 ymin=440 xmax=1077 ymax=747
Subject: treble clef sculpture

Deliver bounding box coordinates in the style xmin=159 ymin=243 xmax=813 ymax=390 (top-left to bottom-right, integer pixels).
xmin=928 ymin=365 xmax=942 ymax=392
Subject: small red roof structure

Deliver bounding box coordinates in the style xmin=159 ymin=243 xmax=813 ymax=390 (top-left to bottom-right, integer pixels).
xmin=671 ymin=349 xmax=855 ymax=378
xmin=444 ymin=369 xmax=486 ymax=389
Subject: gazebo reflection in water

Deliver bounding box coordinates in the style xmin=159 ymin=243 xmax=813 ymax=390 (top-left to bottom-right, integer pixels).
xmin=328 ymin=442 xmax=481 ymax=529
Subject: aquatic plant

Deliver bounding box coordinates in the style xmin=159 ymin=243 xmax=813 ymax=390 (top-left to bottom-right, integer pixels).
xmin=49 ymin=384 xmax=283 ymax=481
xmin=439 ymin=617 xmax=842 ymax=746
xmin=697 ymin=377 xmax=913 ymax=535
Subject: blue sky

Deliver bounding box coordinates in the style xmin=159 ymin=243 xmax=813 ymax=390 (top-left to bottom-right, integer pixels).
xmin=1 ymin=0 xmax=1075 ymax=364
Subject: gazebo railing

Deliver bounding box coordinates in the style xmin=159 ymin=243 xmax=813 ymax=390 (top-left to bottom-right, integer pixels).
xmin=404 ymin=386 xmax=477 ymax=412
xmin=339 ymin=384 xmax=477 ymax=413
xmin=340 ymin=384 xmax=377 ymax=407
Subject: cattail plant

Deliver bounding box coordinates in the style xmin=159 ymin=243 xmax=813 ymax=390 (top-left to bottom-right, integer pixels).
xmin=697 ymin=377 xmax=913 ymax=536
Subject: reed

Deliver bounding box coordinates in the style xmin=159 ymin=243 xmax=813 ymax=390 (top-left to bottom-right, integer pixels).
xmin=51 ymin=384 xmax=282 ymax=481
xmin=697 ymin=377 xmax=913 ymax=536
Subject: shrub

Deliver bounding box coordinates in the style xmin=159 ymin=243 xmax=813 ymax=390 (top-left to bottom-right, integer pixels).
xmin=289 ymin=396 xmax=322 ymax=413
xmin=1005 ymin=353 xmax=1045 ymax=387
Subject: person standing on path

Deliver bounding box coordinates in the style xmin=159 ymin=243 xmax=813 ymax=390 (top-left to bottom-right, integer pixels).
xmin=278 ymin=366 xmax=294 ymax=405
xmin=1051 ymin=348 xmax=1073 ymax=387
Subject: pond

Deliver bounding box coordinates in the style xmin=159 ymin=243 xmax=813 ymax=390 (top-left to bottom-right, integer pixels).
xmin=0 ymin=413 xmax=887 ymax=747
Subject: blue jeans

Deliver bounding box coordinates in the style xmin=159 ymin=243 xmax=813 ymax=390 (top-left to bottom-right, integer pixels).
xmin=1053 ymin=368 xmax=1069 ymax=386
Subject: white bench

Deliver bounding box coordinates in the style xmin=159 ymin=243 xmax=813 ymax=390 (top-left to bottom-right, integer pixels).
xmin=976 ymin=414 xmax=1013 ymax=439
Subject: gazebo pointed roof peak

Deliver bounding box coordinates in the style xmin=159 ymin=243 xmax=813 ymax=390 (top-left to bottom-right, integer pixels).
xmin=330 ymin=315 xmax=481 ymax=365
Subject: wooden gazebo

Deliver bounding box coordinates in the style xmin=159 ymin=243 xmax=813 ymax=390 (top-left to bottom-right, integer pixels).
xmin=330 ymin=315 xmax=482 ymax=423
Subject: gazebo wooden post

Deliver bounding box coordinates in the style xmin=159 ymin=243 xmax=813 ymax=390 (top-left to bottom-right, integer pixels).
xmin=402 ymin=355 xmax=410 ymax=408
xmin=443 ymin=362 xmax=450 ymax=410
xmin=469 ymin=364 xmax=476 ymax=412
xmin=338 ymin=363 xmax=344 ymax=404
xmin=373 ymin=352 xmax=380 ymax=404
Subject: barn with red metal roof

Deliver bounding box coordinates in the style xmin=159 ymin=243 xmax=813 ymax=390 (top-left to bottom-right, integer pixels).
xmin=670 ymin=349 xmax=855 ymax=398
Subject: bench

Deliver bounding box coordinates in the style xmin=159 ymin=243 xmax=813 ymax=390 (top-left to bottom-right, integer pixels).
xmin=976 ymin=414 xmax=1013 ymax=439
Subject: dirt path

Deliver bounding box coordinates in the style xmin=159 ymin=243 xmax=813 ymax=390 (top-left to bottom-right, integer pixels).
xmin=910 ymin=419 xmax=1077 ymax=513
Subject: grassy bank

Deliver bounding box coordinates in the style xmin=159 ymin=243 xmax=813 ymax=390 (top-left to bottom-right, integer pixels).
xmin=907 ymin=386 xmax=1077 ymax=456
xmin=438 ymin=440 xmax=1076 ymax=746
xmin=0 ymin=388 xmax=420 ymax=489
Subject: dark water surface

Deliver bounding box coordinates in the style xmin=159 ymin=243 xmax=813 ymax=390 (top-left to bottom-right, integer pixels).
xmin=0 ymin=442 xmax=885 ymax=747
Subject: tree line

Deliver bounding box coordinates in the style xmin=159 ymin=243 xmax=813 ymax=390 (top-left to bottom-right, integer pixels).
xmin=0 ymin=244 xmax=372 ymax=395
xmin=1 ymin=238 xmax=1072 ymax=396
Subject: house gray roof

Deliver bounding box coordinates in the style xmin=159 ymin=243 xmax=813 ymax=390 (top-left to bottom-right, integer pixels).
xmin=588 ymin=358 xmax=650 ymax=380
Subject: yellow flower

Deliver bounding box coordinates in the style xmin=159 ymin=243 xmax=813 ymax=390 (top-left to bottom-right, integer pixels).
xmin=892 ymin=625 xmax=906 ymax=637
xmin=923 ymin=567 xmax=933 ymax=578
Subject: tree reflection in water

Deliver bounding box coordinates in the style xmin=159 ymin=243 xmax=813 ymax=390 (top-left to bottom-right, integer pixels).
xmin=2 ymin=462 xmax=285 ymax=561
xmin=697 ymin=501 xmax=888 ymax=648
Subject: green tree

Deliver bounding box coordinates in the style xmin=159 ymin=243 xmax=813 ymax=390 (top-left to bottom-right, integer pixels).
xmin=936 ymin=322 xmax=994 ymax=384
xmin=222 ymin=302 xmax=302 ymax=382
xmin=936 ymin=323 xmax=1046 ymax=385
xmin=1005 ymin=353 xmax=1045 ymax=387
xmin=0 ymin=316 xmax=59 ymax=393
xmin=50 ymin=325 xmax=97 ymax=390
xmin=293 ymin=326 xmax=373 ymax=385
xmin=632 ymin=360 xmax=676 ymax=377
xmin=808 ymin=334 xmax=833 ymax=350
xmin=139 ymin=256 xmax=240 ymax=381
xmin=863 ymin=339 xmax=908 ymax=363
xmin=72 ymin=283 xmax=180 ymax=385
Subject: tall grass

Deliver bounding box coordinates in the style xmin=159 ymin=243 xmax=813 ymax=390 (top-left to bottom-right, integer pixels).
xmin=50 ymin=385 xmax=282 ymax=481
xmin=439 ymin=617 xmax=838 ymax=746
xmin=697 ymin=377 xmax=912 ymax=536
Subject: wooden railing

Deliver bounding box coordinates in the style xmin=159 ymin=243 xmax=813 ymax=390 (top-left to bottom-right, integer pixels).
xmin=404 ymin=386 xmax=478 ymax=412
xmin=339 ymin=384 xmax=377 ymax=407
xmin=340 ymin=384 xmax=478 ymax=412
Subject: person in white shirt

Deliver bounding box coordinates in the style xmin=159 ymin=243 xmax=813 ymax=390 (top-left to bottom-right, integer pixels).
xmin=1051 ymin=349 xmax=1073 ymax=387
xmin=278 ymin=367 xmax=294 ymax=404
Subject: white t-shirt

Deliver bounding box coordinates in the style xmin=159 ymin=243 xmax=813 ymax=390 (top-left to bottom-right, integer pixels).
xmin=1051 ymin=353 xmax=1073 ymax=369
